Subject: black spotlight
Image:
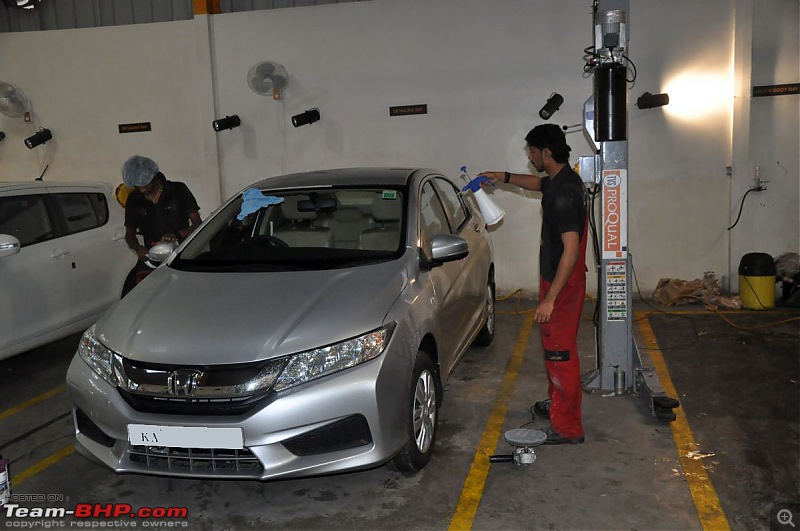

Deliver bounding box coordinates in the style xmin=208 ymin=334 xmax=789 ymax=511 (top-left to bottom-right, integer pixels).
xmin=24 ymin=128 xmax=52 ymax=149
xmin=538 ymin=93 xmax=564 ymax=120
xmin=212 ymin=114 xmax=241 ymax=132
xmin=636 ymin=92 xmax=670 ymax=109
xmin=291 ymin=108 xmax=320 ymax=128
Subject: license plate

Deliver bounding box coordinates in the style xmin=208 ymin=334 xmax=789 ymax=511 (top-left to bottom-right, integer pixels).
xmin=127 ymin=424 xmax=243 ymax=449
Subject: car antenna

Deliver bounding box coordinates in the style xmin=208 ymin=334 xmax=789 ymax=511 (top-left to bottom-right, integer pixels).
xmin=35 ymin=164 xmax=48 ymax=181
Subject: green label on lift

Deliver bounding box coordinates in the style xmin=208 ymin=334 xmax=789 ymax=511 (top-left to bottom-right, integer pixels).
xmin=382 ymin=190 xmax=397 ymax=200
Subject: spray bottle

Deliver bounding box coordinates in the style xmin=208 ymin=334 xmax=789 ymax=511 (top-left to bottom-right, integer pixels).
xmin=459 ymin=166 xmax=505 ymax=225
xmin=0 ymin=454 xmax=10 ymax=509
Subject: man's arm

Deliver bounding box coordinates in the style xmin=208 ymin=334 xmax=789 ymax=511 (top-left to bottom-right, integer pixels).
xmin=535 ymin=231 xmax=580 ymax=323
xmin=125 ymin=227 xmax=148 ymax=261
xmin=478 ymin=171 xmax=542 ymax=192
xmin=177 ymin=211 xmax=202 ymax=240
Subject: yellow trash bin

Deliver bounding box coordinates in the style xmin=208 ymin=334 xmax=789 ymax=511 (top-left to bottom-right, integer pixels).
xmin=738 ymin=253 xmax=776 ymax=310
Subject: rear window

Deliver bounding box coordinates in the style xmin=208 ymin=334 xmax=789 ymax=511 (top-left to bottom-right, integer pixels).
xmin=54 ymin=193 xmax=109 ymax=234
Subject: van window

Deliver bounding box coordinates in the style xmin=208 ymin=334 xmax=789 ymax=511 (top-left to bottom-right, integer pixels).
xmin=54 ymin=193 xmax=108 ymax=234
xmin=0 ymin=195 xmax=54 ymax=247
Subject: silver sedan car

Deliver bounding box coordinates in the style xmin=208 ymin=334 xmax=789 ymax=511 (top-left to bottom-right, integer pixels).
xmin=67 ymin=168 xmax=495 ymax=480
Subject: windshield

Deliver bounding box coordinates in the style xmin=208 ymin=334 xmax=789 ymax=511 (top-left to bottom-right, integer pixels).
xmin=173 ymin=187 xmax=406 ymax=272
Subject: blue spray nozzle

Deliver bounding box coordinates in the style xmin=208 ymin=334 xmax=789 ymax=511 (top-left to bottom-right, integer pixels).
xmin=461 ymin=175 xmax=493 ymax=193
xmin=460 ymin=165 xmax=468 ymax=173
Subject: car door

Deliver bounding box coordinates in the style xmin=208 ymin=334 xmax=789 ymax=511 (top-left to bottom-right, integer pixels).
xmin=0 ymin=190 xmax=74 ymax=357
xmin=430 ymin=177 xmax=488 ymax=370
xmin=47 ymin=184 xmax=133 ymax=318
xmin=433 ymin=177 xmax=489 ymax=338
xmin=418 ymin=180 xmax=464 ymax=373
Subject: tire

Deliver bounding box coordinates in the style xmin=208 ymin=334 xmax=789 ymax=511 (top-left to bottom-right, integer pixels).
xmin=388 ymin=351 xmax=439 ymax=473
xmin=472 ymin=280 xmax=495 ymax=347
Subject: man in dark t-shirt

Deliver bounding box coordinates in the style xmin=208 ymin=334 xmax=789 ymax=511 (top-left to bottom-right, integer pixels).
xmin=479 ymin=124 xmax=588 ymax=445
xmin=120 ymin=155 xmax=201 ymax=297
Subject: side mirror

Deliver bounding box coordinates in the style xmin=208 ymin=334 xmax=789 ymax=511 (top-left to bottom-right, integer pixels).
xmin=428 ymin=234 xmax=469 ymax=267
xmin=0 ymin=234 xmax=21 ymax=258
xmin=147 ymin=241 xmax=178 ymax=265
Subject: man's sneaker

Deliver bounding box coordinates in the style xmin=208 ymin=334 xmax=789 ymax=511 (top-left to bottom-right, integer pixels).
xmin=533 ymin=399 xmax=551 ymax=419
xmin=543 ymin=426 xmax=585 ymax=445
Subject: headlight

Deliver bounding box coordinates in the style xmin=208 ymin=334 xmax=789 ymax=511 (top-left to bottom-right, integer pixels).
xmin=273 ymin=323 xmax=395 ymax=391
xmin=78 ymin=324 xmax=123 ymax=387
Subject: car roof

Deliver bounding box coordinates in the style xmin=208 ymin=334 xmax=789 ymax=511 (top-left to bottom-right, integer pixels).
xmin=251 ymin=167 xmax=436 ymax=190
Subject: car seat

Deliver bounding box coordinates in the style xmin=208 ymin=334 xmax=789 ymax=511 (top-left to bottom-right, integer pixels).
xmin=358 ymin=195 xmax=402 ymax=251
xmin=272 ymin=195 xmax=332 ymax=248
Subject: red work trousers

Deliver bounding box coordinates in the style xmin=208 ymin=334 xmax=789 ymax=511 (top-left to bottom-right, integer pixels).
xmin=538 ymin=234 xmax=588 ymax=438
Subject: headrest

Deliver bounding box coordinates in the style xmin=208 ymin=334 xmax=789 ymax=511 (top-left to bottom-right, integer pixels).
xmin=334 ymin=207 xmax=364 ymax=222
xmin=281 ymin=195 xmax=316 ymax=220
xmin=371 ymin=195 xmax=402 ymax=222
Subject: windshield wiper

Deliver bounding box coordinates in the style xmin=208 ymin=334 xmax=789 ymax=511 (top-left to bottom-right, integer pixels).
xmin=172 ymin=259 xmax=308 ymax=272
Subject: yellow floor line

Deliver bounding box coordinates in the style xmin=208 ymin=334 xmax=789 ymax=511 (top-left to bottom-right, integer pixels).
xmin=449 ymin=313 xmax=535 ymax=531
xmin=0 ymin=385 xmax=66 ymax=421
xmin=636 ymin=311 xmax=730 ymax=531
xmin=12 ymin=445 xmax=74 ymax=487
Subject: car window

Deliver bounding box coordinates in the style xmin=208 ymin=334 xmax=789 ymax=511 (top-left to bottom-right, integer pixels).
xmin=54 ymin=193 xmax=108 ymax=234
xmin=174 ymin=187 xmax=405 ymax=272
xmin=0 ymin=195 xmax=54 ymax=247
xmin=419 ymin=182 xmax=450 ymax=249
xmin=433 ymin=178 xmax=468 ymax=231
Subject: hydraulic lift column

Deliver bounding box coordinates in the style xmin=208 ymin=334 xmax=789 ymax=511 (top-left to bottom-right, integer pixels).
xmin=580 ymin=4 xmax=679 ymax=421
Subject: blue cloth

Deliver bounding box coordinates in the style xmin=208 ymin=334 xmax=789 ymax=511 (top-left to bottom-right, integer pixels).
xmin=237 ymin=188 xmax=284 ymax=220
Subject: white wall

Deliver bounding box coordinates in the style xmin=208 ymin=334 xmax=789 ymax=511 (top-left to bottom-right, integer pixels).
xmin=0 ymin=0 xmax=797 ymax=297
xmin=0 ymin=18 xmax=222 ymax=218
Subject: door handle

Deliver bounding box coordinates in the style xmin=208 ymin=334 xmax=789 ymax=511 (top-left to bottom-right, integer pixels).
xmin=50 ymin=249 xmax=70 ymax=258
xmin=473 ymin=223 xmax=481 ymax=232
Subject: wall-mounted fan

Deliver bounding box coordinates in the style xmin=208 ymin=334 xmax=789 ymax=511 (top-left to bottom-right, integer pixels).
xmin=0 ymin=82 xmax=30 ymax=119
xmin=247 ymin=62 xmax=288 ymax=100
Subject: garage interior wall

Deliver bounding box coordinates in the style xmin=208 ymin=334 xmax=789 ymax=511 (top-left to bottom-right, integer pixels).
xmin=0 ymin=0 xmax=797 ymax=297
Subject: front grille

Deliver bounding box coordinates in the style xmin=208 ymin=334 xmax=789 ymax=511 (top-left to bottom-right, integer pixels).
xmin=118 ymin=390 xmax=269 ymax=416
xmin=114 ymin=356 xmax=285 ymax=415
xmin=128 ymin=445 xmax=263 ymax=474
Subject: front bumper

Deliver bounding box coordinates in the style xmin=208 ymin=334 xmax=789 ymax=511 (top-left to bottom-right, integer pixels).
xmin=66 ymin=346 xmax=409 ymax=480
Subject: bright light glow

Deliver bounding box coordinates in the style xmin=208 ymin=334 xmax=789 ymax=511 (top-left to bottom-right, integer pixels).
xmin=662 ymin=71 xmax=733 ymax=121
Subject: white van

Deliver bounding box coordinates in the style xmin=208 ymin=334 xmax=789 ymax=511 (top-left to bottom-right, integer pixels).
xmin=0 ymin=181 xmax=135 ymax=361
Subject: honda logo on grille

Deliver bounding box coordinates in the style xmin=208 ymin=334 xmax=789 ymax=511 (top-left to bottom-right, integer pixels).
xmin=167 ymin=369 xmax=204 ymax=396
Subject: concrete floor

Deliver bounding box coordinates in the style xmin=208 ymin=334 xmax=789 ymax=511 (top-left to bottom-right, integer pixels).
xmin=1 ymin=298 xmax=797 ymax=530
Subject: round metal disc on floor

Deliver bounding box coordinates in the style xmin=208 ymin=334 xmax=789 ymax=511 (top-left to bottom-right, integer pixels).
xmin=504 ymin=428 xmax=547 ymax=447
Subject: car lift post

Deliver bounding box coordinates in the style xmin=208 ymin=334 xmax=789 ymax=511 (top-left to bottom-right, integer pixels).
xmin=579 ymin=1 xmax=680 ymax=421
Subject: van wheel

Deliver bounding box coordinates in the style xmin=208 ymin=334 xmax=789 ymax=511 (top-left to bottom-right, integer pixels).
xmin=388 ymin=351 xmax=439 ymax=473
xmin=473 ymin=281 xmax=495 ymax=346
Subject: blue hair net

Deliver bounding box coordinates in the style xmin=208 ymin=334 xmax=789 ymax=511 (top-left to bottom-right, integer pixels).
xmin=122 ymin=155 xmax=159 ymax=188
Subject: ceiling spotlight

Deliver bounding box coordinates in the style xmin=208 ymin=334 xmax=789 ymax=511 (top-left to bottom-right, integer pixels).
xmin=636 ymin=92 xmax=670 ymax=109
xmin=291 ymin=108 xmax=320 ymax=128
xmin=212 ymin=115 xmax=241 ymax=132
xmin=539 ymin=93 xmax=564 ymax=120
xmin=24 ymin=128 xmax=52 ymax=149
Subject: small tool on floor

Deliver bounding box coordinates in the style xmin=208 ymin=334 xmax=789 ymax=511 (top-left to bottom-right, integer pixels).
xmin=489 ymin=428 xmax=547 ymax=466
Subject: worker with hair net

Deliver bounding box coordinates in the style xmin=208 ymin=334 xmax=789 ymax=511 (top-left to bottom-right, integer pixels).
xmin=121 ymin=155 xmax=201 ymax=297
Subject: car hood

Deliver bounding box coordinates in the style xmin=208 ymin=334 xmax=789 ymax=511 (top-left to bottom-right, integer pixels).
xmin=96 ymin=260 xmax=409 ymax=365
